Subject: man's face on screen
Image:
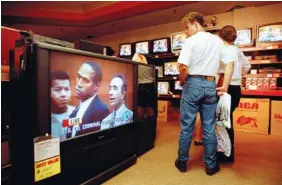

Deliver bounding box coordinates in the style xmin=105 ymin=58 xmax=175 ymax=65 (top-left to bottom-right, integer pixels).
xmin=51 ymin=80 xmax=71 ymax=108
xmin=76 ymin=63 xmax=97 ymax=101
xmin=109 ymin=77 xmax=125 ymax=110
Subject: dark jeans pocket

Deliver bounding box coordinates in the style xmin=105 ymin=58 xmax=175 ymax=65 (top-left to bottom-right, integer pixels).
xmin=205 ymin=88 xmax=218 ymax=104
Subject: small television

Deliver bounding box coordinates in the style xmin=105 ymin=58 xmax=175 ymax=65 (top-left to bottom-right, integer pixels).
xmin=164 ymin=62 xmax=179 ymax=76
xmin=174 ymin=80 xmax=182 ymax=90
xmin=158 ymin=82 xmax=169 ymax=95
xmin=152 ymin=37 xmax=171 ymax=54
xmin=171 ymin=31 xmax=187 ymax=53
xmin=234 ymin=28 xmax=252 ymax=47
xmin=135 ymin=40 xmax=151 ymax=55
xmin=155 ymin=66 xmax=163 ymax=78
xmin=119 ymin=43 xmax=133 ymax=58
xmin=257 ymin=22 xmax=282 ymax=43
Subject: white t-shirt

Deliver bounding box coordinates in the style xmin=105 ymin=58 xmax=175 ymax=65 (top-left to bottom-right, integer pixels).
xmin=177 ymin=31 xmax=233 ymax=77
xmin=219 ymin=45 xmax=251 ymax=85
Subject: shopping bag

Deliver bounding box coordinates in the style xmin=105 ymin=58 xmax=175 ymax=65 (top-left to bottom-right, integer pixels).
xmin=216 ymin=93 xmax=231 ymax=129
xmin=216 ymin=126 xmax=231 ymax=157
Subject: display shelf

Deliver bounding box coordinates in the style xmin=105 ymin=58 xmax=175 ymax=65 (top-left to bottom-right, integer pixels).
xmin=242 ymin=89 xmax=282 ymax=97
xmin=158 ymin=76 xmax=178 ymax=81
xmin=158 ymin=94 xmax=181 ymax=99
xmin=243 ymin=73 xmax=282 ymax=78
xmin=241 ymin=44 xmax=282 ymax=52
xmin=250 ymin=60 xmax=281 ymax=64
xmin=148 ymin=52 xmax=179 ymax=59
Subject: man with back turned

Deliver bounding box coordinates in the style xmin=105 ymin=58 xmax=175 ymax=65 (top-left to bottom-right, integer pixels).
xmin=175 ymin=12 xmax=234 ymax=176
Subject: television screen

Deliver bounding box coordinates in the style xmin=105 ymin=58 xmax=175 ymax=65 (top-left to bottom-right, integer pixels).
xmin=175 ymin=80 xmax=182 ymax=90
xmin=155 ymin=66 xmax=163 ymax=78
xmin=153 ymin=39 xmax=168 ymax=53
xmin=135 ymin=41 xmax=149 ymax=54
xmin=235 ymin=28 xmax=252 ymax=46
xmin=119 ymin=44 xmax=132 ymax=56
xmin=171 ymin=31 xmax=187 ymax=52
xmin=164 ymin=62 xmax=179 ymax=76
xmin=50 ymin=51 xmax=134 ymax=141
xmin=258 ymin=23 xmax=282 ymax=42
xmin=158 ymin=82 xmax=169 ymax=95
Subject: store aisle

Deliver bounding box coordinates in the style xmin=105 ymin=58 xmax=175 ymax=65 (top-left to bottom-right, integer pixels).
xmin=103 ymin=120 xmax=282 ymax=185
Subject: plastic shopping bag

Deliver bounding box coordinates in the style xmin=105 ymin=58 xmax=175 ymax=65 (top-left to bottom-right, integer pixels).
xmin=216 ymin=126 xmax=231 ymax=157
xmin=216 ymin=93 xmax=231 ymax=129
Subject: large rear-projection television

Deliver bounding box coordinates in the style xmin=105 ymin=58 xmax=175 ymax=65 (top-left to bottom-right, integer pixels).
xmin=234 ymin=28 xmax=252 ymax=47
xmin=11 ymin=41 xmax=141 ymax=185
xmin=50 ymin=51 xmax=134 ymax=141
xmin=257 ymin=22 xmax=282 ymax=43
xmin=170 ymin=31 xmax=187 ymax=54
xmin=164 ymin=62 xmax=179 ymax=76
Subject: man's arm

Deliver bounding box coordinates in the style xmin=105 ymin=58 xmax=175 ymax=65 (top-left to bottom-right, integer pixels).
xmin=216 ymin=62 xmax=234 ymax=95
xmin=238 ymin=50 xmax=251 ymax=75
xmin=178 ymin=63 xmax=189 ymax=86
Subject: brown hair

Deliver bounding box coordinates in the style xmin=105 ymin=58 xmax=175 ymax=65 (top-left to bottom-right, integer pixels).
xmin=219 ymin=25 xmax=237 ymax=43
xmin=181 ymin=12 xmax=205 ymax=27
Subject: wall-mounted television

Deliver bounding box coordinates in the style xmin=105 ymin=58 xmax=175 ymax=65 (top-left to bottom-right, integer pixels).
xmin=235 ymin=28 xmax=253 ymax=47
xmin=174 ymin=80 xmax=182 ymax=90
xmin=158 ymin=82 xmax=169 ymax=95
xmin=155 ymin=66 xmax=163 ymax=78
xmin=170 ymin=31 xmax=187 ymax=54
xmin=152 ymin=37 xmax=171 ymax=54
xmin=164 ymin=62 xmax=179 ymax=76
xmin=50 ymin=52 xmax=134 ymax=141
xmin=119 ymin=43 xmax=133 ymax=58
xmin=135 ymin=40 xmax=151 ymax=55
xmin=257 ymin=22 xmax=282 ymax=43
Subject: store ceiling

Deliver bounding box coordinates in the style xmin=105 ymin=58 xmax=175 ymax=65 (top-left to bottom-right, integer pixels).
xmin=1 ymin=1 xmax=279 ymax=42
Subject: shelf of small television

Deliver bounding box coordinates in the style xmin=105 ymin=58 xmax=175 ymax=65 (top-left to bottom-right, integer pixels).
xmin=241 ymin=88 xmax=282 ymax=97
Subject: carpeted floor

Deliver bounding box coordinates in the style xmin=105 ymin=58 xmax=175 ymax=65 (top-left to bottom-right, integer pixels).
xmin=103 ymin=119 xmax=282 ymax=185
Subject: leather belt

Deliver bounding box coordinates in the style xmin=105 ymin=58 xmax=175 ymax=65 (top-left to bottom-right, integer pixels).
xmin=188 ymin=75 xmax=215 ymax=82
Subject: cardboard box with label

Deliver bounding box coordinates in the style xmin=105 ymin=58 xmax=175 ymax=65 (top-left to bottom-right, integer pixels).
xmin=270 ymin=101 xmax=282 ymax=136
xmin=234 ymin=98 xmax=270 ymax=135
xmin=157 ymin=100 xmax=171 ymax=122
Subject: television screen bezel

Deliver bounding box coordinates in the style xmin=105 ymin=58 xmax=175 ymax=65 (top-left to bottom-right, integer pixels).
xmin=152 ymin=37 xmax=171 ymax=54
xmin=119 ymin=43 xmax=133 ymax=58
xmin=134 ymin=40 xmax=151 ymax=55
xmin=170 ymin=31 xmax=187 ymax=53
xmin=164 ymin=61 xmax=179 ymax=76
xmin=257 ymin=22 xmax=282 ymax=44
xmin=158 ymin=82 xmax=169 ymax=95
xmin=234 ymin=27 xmax=253 ymax=47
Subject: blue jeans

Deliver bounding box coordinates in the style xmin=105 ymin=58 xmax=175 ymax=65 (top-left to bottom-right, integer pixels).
xmin=178 ymin=77 xmax=218 ymax=169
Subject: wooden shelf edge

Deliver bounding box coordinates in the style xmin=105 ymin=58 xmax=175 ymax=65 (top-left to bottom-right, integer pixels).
xmin=242 ymin=90 xmax=282 ymax=97
xmin=241 ymin=44 xmax=282 ymax=52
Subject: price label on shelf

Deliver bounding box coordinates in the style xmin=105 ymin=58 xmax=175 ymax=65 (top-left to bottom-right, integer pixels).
xmin=155 ymin=55 xmax=159 ymax=58
xmin=173 ymin=77 xmax=177 ymax=80
xmin=267 ymin=74 xmax=273 ymax=77
xmin=249 ymin=85 xmax=258 ymax=90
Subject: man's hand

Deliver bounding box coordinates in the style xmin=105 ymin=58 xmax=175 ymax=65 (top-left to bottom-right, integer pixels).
xmin=216 ymin=86 xmax=228 ymax=96
xmin=178 ymin=63 xmax=189 ymax=86
xmin=217 ymin=62 xmax=234 ymax=96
